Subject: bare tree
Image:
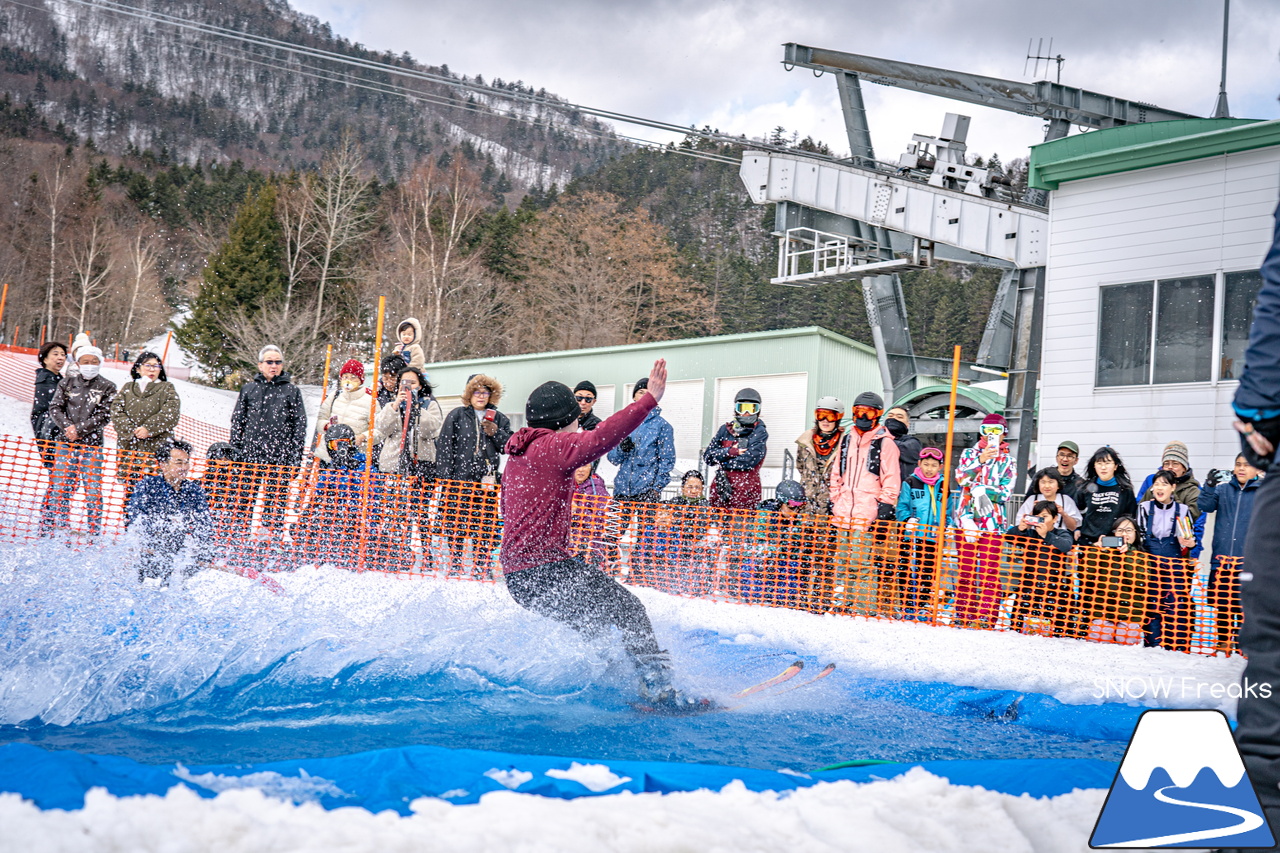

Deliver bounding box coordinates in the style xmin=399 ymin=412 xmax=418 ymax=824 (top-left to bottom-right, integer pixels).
xmin=64 ymin=211 xmax=116 ymax=334
xmin=36 ymin=152 xmax=81 ymax=337
xmin=222 ymin=298 xmax=340 ymax=384
xmin=120 ymin=222 xmax=162 ymax=344
xmin=307 ymin=135 xmax=375 ymax=338
xmin=276 ymin=176 xmax=315 ymax=322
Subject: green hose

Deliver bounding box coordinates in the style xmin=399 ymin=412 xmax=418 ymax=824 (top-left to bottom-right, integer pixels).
xmin=815 ymin=759 xmax=902 ymax=772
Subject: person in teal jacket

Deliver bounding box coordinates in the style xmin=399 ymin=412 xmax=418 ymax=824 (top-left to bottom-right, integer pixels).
xmin=895 ymin=446 xmax=946 ymax=619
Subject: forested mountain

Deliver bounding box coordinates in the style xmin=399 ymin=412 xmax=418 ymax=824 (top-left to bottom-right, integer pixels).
xmin=0 ymin=0 xmax=998 ymax=385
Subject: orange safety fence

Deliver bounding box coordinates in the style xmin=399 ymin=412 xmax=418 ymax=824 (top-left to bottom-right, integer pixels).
xmin=0 ymin=431 xmax=1245 ymax=658
xmin=0 ymin=347 xmax=229 ymax=455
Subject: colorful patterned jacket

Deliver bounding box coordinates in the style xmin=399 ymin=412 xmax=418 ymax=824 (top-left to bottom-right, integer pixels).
xmin=953 ymin=438 xmax=1014 ymax=531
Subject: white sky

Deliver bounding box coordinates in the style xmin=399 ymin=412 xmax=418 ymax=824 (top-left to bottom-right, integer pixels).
xmin=288 ymin=0 xmax=1280 ymax=164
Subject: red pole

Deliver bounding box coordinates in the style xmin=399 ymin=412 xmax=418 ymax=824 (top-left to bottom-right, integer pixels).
xmin=160 ymin=330 xmax=173 ymax=365
xmin=114 ymin=343 xmax=120 ymax=362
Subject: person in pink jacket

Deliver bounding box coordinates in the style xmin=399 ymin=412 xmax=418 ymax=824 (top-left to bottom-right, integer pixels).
xmin=825 ymin=391 xmax=901 ymax=614
xmin=500 ymin=359 xmax=709 ymax=713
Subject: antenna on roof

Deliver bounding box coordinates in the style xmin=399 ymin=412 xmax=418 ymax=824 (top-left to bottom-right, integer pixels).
xmin=1024 ymin=37 xmax=1065 ymax=84
xmin=1212 ymin=0 xmax=1232 ymax=118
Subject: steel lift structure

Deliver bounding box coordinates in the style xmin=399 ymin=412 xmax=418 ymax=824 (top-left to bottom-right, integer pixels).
xmin=738 ymin=43 xmax=1202 ymax=489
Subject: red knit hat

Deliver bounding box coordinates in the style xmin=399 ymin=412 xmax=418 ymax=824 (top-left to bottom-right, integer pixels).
xmin=339 ymin=359 xmax=365 ymax=382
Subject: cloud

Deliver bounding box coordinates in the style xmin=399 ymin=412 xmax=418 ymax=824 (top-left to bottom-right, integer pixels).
xmin=291 ymin=0 xmax=1279 ymax=162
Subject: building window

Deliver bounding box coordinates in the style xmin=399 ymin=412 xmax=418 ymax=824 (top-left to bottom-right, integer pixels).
xmin=1097 ymin=282 xmax=1153 ymax=387
xmin=1097 ymin=271 xmax=1259 ymax=387
xmin=1222 ymin=270 xmax=1265 ymax=380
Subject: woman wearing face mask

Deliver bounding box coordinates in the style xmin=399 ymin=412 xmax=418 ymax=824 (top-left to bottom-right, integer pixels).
xmin=111 ymin=351 xmax=181 ymax=500
xmin=952 ymin=413 xmax=1015 ymax=629
xmin=314 ymin=360 xmax=374 ymax=467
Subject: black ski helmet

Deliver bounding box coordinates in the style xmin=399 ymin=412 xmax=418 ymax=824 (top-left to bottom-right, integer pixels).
xmin=775 ymin=479 xmax=805 ymax=504
xmin=734 ymin=387 xmax=762 ymax=426
xmin=206 ymin=442 xmax=238 ymax=462
xmin=326 ymin=423 xmax=358 ymax=468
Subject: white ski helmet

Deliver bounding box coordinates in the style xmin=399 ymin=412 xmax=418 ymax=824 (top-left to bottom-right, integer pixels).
xmin=815 ymin=396 xmax=845 ymax=416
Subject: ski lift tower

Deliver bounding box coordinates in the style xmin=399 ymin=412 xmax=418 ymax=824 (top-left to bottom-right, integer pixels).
xmin=740 ymin=43 xmax=1202 ymax=490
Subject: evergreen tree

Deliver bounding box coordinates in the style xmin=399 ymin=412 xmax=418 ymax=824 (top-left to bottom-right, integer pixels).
xmin=176 ymin=183 xmax=285 ymax=381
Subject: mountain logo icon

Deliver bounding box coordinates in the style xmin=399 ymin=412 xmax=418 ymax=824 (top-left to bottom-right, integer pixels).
xmin=1090 ymin=709 xmax=1275 ymax=848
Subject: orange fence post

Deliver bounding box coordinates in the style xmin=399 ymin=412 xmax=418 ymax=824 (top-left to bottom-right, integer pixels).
xmin=160 ymin=330 xmax=173 ymax=365
xmin=39 ymin=325 xmax=46 ymax=346
xmin=9 ymin=325 xmax=19 ymax=349
xmin=0 ymin=282 xmax=8 ymax=337
xmin=114 ymin=343 xmax=120 ymax=362
xmin=931 ymin=345 xmax=962 ymax=623
xmin=359 ymin=297 xmax=386 ymax=571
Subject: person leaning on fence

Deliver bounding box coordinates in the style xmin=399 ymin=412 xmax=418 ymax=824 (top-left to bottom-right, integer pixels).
xmin=41 ymin=345 xmax=116 ymax=538
xmin=570 ymin=462 xmax=611 ymax=568
xmin=111 ymin=351 xmax=180 ymax=503
xmin=31 ymin=341 xmax=67 ymax=470
xmin=1075 ymin=447 xmax=1138 ymax=547
xmin=228 ymin=345 xmax=307 ymax=539
xmin=825 ymin=391 xmax=901 ymax=616
xmin=200 ymin=442 xmax=243 ymax=542
xmin=896 ymin=446 xmax=946 ymax=620
xmin=741 ymin=480 xmax=815 ymax=609
xmin=1078 ymin=515 xmax=1149 ymax=646
xmin=1137 ymin=469 xmax=1199 ymax=652
xmin=292 ymin=425 xmax=389 ymax=571
xmin=1200 ymin=455 xmax=1263 ymax=656
xmin=371 ymin=366 xmax=444 ymax=571
xmin=126 ymin=439 xmax=213 ymax=585
xmin=632 ymin=470 xmax=715 ymax=596
xmin=314 ymin=359 xmax=373 ymax=467
xmin=1018 ymin=468 xmax=1082 ymax=535
xmin=1006 ymin=500 xmax=1075 ymax=636
xmin=435 ymin=374 xmax=511 ymax=577
xmin=605 ymin=378 xmax=676 ymax=572
xmin=951 ymin=413 xmax=1014 ymax=629
xmin=704 ymin=387 xmax=769 ymax=510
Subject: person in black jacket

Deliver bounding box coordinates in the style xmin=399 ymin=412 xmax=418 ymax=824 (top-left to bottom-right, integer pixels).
xmin=1007 ymin=500 xmax=1075 ymax=636
xmin=885 ymin=406 xmax=922 ymax=485
xmin=435 ymin=373 xmax=511 ymax=576
xmin=1228 ymin=197 xmax=1280 ymax=845
xmin=31 ymin=341 xmax=67 ymax=469
xmin=1075 ymin=446 xmax=1138 ymax=546
xmin=228 ymin=345 xmax=307 ymax=537
xmin=126 ymin=439 xmax=214 ymax=585
xmin=574 ymin=380 xmax=602 ymax=431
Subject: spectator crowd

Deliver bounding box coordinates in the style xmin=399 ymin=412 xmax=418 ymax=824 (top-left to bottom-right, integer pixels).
xmin=22 ymin=320 xmax=1259 ymax=655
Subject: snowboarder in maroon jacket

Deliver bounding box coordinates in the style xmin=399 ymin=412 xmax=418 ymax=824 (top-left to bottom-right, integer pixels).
xmin=501 ymin=359 xmax=707 ymax=711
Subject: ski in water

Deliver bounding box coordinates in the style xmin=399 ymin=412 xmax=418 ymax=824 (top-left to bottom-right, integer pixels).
xmin=633 ymin=660 xmax=809 ymax=716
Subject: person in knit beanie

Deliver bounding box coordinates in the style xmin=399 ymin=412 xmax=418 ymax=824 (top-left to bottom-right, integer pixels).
xmin=1137 ymin=439 xmax=1203 ymax=525
xmin=313 ymin=358 xmax=373 ymax=466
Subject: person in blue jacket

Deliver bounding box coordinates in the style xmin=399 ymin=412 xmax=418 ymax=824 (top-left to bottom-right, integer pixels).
xmin=294 ymin=424 xmax=391 ymax=570
xmin=1231 ymin=197 xmax=1280 ymax=841
xmin=895 ymin=446 xmax=946 ymax=619
xmin=126 ymin=439 xmax=214 ymax=585
xmin=1201 ymin=454 xmax=1263 ymax=655
xmin=605 ymin=378 xmax=675 ymax=570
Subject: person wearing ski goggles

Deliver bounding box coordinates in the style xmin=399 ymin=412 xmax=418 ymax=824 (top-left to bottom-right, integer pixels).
xmin=796 ymin=395 xmax=845 ymax=518
xmin=825 ymin=391 xmax=902 ymax=617
xmin=703 ymin=387 xmax=769 ymax=510
xmin=952 ymin=413 xmax=1015 ymax=629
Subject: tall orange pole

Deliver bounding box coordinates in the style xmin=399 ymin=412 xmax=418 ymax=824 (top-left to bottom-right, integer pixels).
xmin=39 ymin=325 xmax=46 ymax=347
xmin=0 ymin=283 xmax=9 ymax=337
xmin=160 ymin=330 xmax=173 ymax=365
xmin=359 ymin=297 xmax=386 ymax=571
xmin=931 ymin=345 xmax=963 ymax=622
xmin=114 ymin=343 xmax=120 ymax=362
xmin=10 ymin=325 xmax=19 ymax=349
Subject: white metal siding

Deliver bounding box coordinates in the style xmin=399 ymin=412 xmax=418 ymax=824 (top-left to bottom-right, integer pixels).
xmin=1038 ymin=147 xmax=1280 ymax=479
xmin=713 ymin=373 xmax=808 ymax=481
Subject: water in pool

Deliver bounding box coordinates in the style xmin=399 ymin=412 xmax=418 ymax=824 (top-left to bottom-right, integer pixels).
xmin=0 ymin=543 xmax=1125 ymax=771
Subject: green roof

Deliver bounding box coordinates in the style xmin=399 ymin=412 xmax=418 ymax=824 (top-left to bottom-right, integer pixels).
xmin=422 ymin=325 xmax=875 ymax=370
xmin=1028 ymin=118 xmax=1280 ymax=190
xmin=893 ymin=383 xmax=1004 ymax=414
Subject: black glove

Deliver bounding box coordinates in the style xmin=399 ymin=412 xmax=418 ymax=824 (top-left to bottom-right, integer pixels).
xmin=1240 ymin=415 xmax=1280 ymax=469
xmin=876 ymin=502 xmax=895 ymax=521
xmin=619 ymin=437 xmax=636 ymax=453
xmin=1203 ymin=468 xmax=1223 ymax=489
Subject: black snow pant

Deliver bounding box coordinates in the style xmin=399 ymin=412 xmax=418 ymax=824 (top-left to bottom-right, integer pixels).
xmin=1234 ymin=460 xmax=1280 ymax=850
xmin=504 ymin=557 xmax=662 ymax=660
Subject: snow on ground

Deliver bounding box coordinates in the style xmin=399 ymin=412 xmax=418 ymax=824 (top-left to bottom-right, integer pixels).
xmin=0 ymin=771 xmax=1111 ymax=853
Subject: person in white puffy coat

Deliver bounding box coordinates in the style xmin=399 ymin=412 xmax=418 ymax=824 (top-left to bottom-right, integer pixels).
xmin=313 ymin=359 xmax=375 ymax=465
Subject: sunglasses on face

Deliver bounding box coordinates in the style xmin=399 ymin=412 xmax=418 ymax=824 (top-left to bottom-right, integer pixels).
xmin=263 ymin=360 xmax=283 ymax=366
xmin=473 ymin=388 xmax=491 ymax=395
xmin=735 ymin=402 xmax=760 ymax=415
xmin=814 ymin=409 xmax=841 ymax=422
xmin=575 ymin=395 xmax=594 ymax=403
xmin=851 ymin=406 xmax=882 ymax=420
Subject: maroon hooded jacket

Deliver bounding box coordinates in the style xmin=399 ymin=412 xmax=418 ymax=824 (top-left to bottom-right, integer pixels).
xmin=500 ymin=394 xmax=657 ymax=574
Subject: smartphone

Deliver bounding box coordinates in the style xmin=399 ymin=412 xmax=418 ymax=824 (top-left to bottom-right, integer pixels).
xmin=1099 ymin=536 xmax=1123 ymax=548
xmin=483 ymin=409 xmax=497 ymax=422
xmin=737 ymin=439 xmax=748 ymax=452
